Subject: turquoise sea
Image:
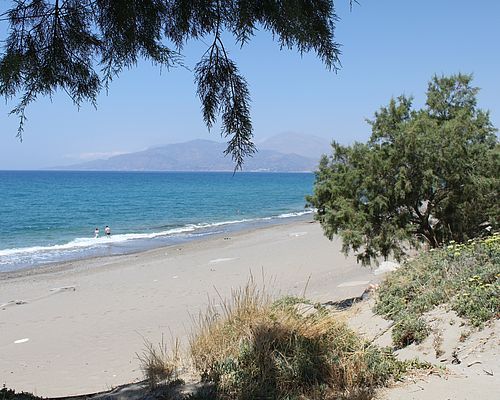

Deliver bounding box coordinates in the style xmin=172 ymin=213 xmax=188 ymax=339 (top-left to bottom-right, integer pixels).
xmin=0 ymin=171 xmax=314 ymax=272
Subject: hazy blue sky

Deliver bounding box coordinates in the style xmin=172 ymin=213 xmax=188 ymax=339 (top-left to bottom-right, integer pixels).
xmin=1 ymin=0 xmax=499 ymax=169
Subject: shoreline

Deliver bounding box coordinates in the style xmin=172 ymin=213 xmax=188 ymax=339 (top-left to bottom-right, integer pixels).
xmin=0 ymin=212 xmax=314 ymax=282
xmin=1 ymin=218 xmax=382 ymax=397
xmin=0 ymin=214 xmax=312 ymax=281
xmin=0 ymin=170 xmax=314 ymax=274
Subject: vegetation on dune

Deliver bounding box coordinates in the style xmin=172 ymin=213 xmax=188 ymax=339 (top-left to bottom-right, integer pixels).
xmin=0 ymin=386 xmax=42 ymax=400
xmin=187 ymin=283 xmax=425 ymax=400
xmin=307 ymin=74 xmax=499 ymax=264
xmin=137 ymin=337 xmax=182 ymax=390
xmin=375 ymin=234 xmax=500 ymax=348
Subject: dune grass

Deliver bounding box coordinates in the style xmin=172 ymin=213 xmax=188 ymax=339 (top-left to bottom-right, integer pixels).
xmin=375 ymin=233 xmax=500 ymax=348
xmin=137 ymin=336 xmax=182 ymax=389
xmin=188 ymin=281 xmax=415 ymax=400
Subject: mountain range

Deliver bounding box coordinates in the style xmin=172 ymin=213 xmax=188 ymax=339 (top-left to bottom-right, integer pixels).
xmin=55 ymin=133 xmax=332 ymax=172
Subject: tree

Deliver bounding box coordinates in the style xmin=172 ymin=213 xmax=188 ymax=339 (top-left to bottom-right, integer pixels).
xmin=307 ymin=74 xmax=499 ymax=264
xmin=0 ymin=0 xmax=346 ymax=169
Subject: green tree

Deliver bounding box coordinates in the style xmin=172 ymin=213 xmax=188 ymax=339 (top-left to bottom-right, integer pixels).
xmin=0 ymin=0 xmax=346 ymax=168
xmin=307 ymin=74 xmax=499 ymax=264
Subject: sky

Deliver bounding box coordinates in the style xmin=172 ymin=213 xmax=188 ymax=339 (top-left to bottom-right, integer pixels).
xmin=0 ymin=0 xmax=499 ymax=169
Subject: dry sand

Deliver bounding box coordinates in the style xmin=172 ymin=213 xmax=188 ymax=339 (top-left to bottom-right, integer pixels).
xmin=347 ymin=299 xmax=499 ymax=400
xmin=0 ymin=219 xmax=382 ymax=397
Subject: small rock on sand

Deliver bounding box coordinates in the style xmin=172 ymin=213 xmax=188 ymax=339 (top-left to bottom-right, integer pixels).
xmin=374 ymin=261 xmax=400 ymax=275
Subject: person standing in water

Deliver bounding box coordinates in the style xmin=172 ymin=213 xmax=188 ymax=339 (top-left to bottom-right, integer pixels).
xmin=104 ymin=225 xmax=111 ymax=237
xmin=94 ymin=227 xmax=99 ymax=238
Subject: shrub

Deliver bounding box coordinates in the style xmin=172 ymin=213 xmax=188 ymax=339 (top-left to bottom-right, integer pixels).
xmin=375 ymin=233 xmax=500 ymax=346
xmin=189 ymin=281 xmax=406 ymax=400
xmin=453 ymin=273 xmax=499 ymax=326
xmin=391 ymin=313 xmax=429 ymax=349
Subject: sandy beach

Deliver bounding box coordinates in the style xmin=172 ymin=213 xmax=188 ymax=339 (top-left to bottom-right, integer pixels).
xmin=0 ymin=219 xmax=383 ymax=397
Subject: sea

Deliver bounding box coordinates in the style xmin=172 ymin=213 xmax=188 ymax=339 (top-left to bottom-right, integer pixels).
xmin=0 ymin=171 xmax=315 ymax=272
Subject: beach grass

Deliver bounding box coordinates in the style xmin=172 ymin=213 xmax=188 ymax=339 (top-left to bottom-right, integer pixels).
xmin=375 ymin=233 xmax=500 ymax=348
xmin=187 ymin=280 xmax=416 ymax=400
xmin=137 ymin=337 xmax=182 ymax=389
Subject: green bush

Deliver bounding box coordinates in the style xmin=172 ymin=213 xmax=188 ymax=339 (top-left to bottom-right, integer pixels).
xmin=453 ymin=273 xmax=499 ymax=327
xmin=391 ymin=314 xmax=429 ymax=349
xmin=375 ymin=233 xmax=500 ymax=347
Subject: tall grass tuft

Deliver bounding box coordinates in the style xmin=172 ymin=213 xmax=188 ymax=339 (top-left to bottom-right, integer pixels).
xmin=137 ymin=336 xmax=182 ymax=389
xmin=189 ymin=280 xmax=404 ymax=400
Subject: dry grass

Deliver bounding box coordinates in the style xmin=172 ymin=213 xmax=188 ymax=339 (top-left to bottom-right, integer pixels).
xmin=189 ymin=280 xmax=404 ymax=400
xmin=137 ymin=336 xmax=182 ymax=389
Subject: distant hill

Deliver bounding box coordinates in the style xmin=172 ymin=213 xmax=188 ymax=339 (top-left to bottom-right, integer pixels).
xmin=55 ymin=138 xmax=322 ymax=172
xmin=259 ymin=132 xmax=331 ymax=160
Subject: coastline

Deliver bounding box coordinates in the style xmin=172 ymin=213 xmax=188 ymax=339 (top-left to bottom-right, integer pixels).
xmin=0 ymin=218 xmax=382 ymax=397
xmin=0 ymin=211 xmax=314 ymax=274
xmin=0 ymin=171 xmax=315 ymax=273
xmin=0 ymin=214 xmax=313 ymax=280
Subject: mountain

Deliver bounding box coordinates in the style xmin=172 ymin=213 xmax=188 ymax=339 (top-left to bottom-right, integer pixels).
xmin=259 ymin=132 xmax=331 ymax=160
xmin=57 ymin=139 xmax=320 ymax=172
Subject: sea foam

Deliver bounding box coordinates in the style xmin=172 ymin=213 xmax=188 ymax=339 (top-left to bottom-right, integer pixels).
xmin=0 ymin=210 xmax=313 ymax=271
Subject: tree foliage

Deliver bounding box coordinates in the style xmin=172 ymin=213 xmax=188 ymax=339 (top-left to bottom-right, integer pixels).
xmin=307 ymin=74 xmax=499 ymax=264
xmin=0 ymin=0 xmax=344 ymax=169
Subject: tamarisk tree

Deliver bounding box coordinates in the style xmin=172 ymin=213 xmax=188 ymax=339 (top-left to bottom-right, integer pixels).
xmin=307 ymin=74 xmax=499 ymax=264
xmin=0 ymin=0 xmax=344 ymax=169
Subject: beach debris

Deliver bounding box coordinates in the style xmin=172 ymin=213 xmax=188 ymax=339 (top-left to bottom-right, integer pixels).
xmin=451 ymin=350 xmax=461 ymax=364
xmin=467 ymin=360 xmax=482 ymax=367
xmin=365 ymin=283 xmax=379 ymax=293
xmin=337 ymin=280 xmax=370 ymax=288
xmin=209 ymin=257 xmax=237 ymax=264
xmin=172 ymin=276 xmax=178 ymax=279
xmin=289 ymin=231 xmax=307 ymax=237
xmin=50 ymin=286 xmax=76 ymax=293
xmin=14 ymin=338 xmax=29 ymax=344
xmin=374 ymin=261 xmax=400 ymax=275
xmin=1 ymin=300 xmax=27 ymax=309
